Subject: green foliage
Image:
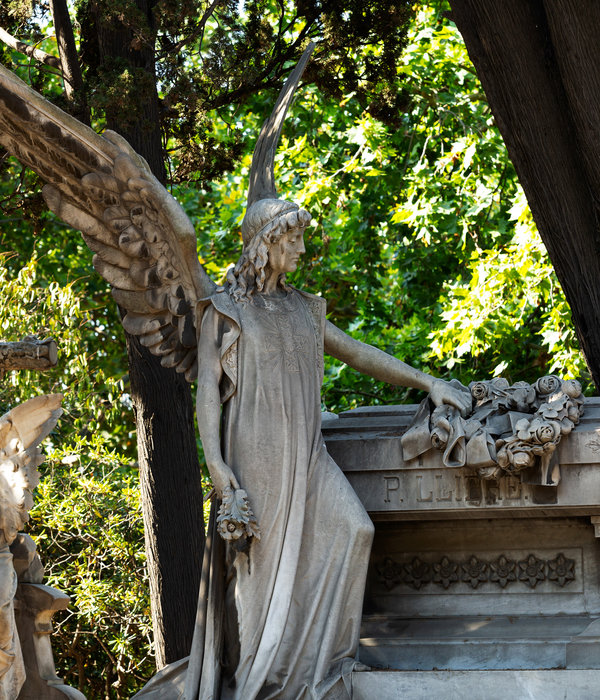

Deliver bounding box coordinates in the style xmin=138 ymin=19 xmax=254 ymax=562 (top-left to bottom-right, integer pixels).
xmin=0 ymin=1 xmax=591 ymax=697
xmin=0 ymin=254 xmax=150 ymax=697
xmin=88 ymin=59 xmax=158 ymax=131
xmin=0 ymin=254 xmax=125 ymax=422
xmin=183 ymin=3 xmax=588 ymax=409
xmin=33 ymin=449 xmax=152 ymax=698
xmin=430 ymin=189 xmax=587 ymax=383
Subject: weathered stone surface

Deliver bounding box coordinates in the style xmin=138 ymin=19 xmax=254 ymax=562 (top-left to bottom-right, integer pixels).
xmin=11 ymin=535 xmax=44 ymax=584
xmin=351 ymin=669 xmax=600 ymax=699
xmin=0 ymin=338 xmax=58 ymax=372
xmin=0 ymin=395 xmax=65 ymax=699
xmin=323 ymin=398 xmax=600 ymax=518
xmin=402 ymin=376 xmax=584 ymax=484
xmin=0 ymin=394 xmax=84 ymax=698
xmin=14 ymin=584 xmax=85 ymax=699
xmin=323 ymin=399 xmax=600 ymax=682
xmin=360 ymin=614 xmax=599 ymax=670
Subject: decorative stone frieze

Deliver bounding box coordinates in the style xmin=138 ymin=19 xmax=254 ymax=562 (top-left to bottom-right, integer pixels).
xmin=376 ymin=552 xmax=576 ymax=592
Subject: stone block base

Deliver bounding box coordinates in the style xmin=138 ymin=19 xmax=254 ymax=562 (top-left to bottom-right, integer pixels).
xmin=359 ymin=614 xmax=600 ymax=670
xmin=351 ymin=670 xmax=600 ymax=700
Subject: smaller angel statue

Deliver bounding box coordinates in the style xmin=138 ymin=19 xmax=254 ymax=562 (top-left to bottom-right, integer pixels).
xmin=0 ymin=47 xmax=470 ymax=700
xmin=0 ymin=393 xmax=63 ymax=699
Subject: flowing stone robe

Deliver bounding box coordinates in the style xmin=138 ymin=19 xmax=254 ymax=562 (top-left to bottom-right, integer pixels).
xmin=0 ymin=547 xmax=25 ymax=699
xmin=201 ymin=287 xmax=374 ymax=700
xmin=135 ymin=286 xmax=374 ymax=699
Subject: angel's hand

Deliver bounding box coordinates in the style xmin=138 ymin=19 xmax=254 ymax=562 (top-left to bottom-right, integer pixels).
xmin=208 ymin=459 xmax=240 ymax=499
xmin=430 ymin=378 xmax=472 ymax=417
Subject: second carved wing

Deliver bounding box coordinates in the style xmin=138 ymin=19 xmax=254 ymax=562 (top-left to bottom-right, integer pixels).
xmin=0 ymin=393 xmax=63 ymax=545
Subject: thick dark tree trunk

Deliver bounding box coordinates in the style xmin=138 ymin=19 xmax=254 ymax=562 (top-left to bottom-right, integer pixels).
xmin=49 ymin=0 xmax=84 ymax=101
xmin=449 ymin=0 xmax=600 ymax=390
xmin=126 ymin=333 xmax=204 ymax=667
xmin=88 ymin=0 xmax=204 ymax=667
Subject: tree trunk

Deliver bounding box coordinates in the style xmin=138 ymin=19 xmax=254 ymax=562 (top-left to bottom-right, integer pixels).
xmin=88 ymin=0 xmax=204 ymax=667
xmin=126 ymin=332 xmax=204 ymax=667
xmin=49 ymin=0 xmax=90 ymax=125
xmin=49 ymin=0 xmax=83 ymax=97
xmin=448 ymin=0 xmax=600 ymax=390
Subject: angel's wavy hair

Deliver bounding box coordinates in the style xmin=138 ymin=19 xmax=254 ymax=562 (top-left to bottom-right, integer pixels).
xmin=227 ymin=198 xmax=311 ymax=303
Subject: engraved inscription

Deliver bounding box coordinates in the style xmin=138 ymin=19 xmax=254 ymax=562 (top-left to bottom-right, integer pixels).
xmin=383 ymin=476 xmax=401 ymax=503
xmin=416 ymin=475 xmax=433 ymax=502
xmin=381 ymin=471 xmax=527 ymax=509
xmin=454 ymin=475 xmax=463 ymax=502
xmin=434 ymin=474 xmax=452 ymax=501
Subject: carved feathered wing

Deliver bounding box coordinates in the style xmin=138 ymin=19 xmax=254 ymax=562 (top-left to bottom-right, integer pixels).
xmin=0 ymin=394 xmax=63 ymax=545
xmin=0 ymin=66 xmax=215 ymax=381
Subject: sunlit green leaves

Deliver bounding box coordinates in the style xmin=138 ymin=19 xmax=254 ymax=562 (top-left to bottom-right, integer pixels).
xmin=0 ymin=254 xmax=146 ymax=696
xmin=429 ymin=188 xmax=587 ymax=384
xmin=32 ymin=443 xmax=153 ymax=698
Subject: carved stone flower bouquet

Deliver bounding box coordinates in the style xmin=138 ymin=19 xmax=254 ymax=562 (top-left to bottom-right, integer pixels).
xmin=403 ymin=374 xmax=585 ymax=486
xmin=495 ymin=377 xmax=584 ymax=480
xmin=216 ymin=486 xmax=260 ymax=547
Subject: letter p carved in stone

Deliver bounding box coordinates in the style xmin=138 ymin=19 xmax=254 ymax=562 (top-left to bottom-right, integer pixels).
xmin=383 ymin=476 xmax=401 ymax=504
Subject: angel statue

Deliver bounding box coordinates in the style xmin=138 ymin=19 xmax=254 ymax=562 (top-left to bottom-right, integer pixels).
xmin=0 ymin=45 xmax=470 ymax=700
xmin=0 ymin=393 xmax=63 ymax=699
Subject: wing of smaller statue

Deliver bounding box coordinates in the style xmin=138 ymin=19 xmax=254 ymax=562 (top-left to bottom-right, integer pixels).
xmin=0 ymin=394 xmax=63 ymax=545
xmin=0 ymin=66 xmax=215 ymax=381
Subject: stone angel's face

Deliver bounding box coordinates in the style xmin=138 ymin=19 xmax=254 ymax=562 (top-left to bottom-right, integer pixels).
xmin=268 ymin=226 xmax=306 ymax=274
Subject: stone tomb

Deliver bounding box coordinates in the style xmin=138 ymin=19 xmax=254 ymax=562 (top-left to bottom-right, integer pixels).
xmin=322 ymin=398 xmax=600 ymax=699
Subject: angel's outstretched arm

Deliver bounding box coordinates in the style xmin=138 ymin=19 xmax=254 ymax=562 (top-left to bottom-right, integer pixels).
xmin=196 ymin=308 xmax=239 ymax=497
xmin=324 ymin=320 xmax=472 ymax=414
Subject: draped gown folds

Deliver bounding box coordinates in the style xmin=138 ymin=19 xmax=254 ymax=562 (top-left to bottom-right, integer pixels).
xmin=135 ymin=286 xmax=374 ymax=700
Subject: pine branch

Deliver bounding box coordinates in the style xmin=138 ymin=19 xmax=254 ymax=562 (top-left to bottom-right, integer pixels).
xmin=157 ymin=0 xmax=223 ymax=57
xmin=0 ymin=27 xmax=62 ymax=71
